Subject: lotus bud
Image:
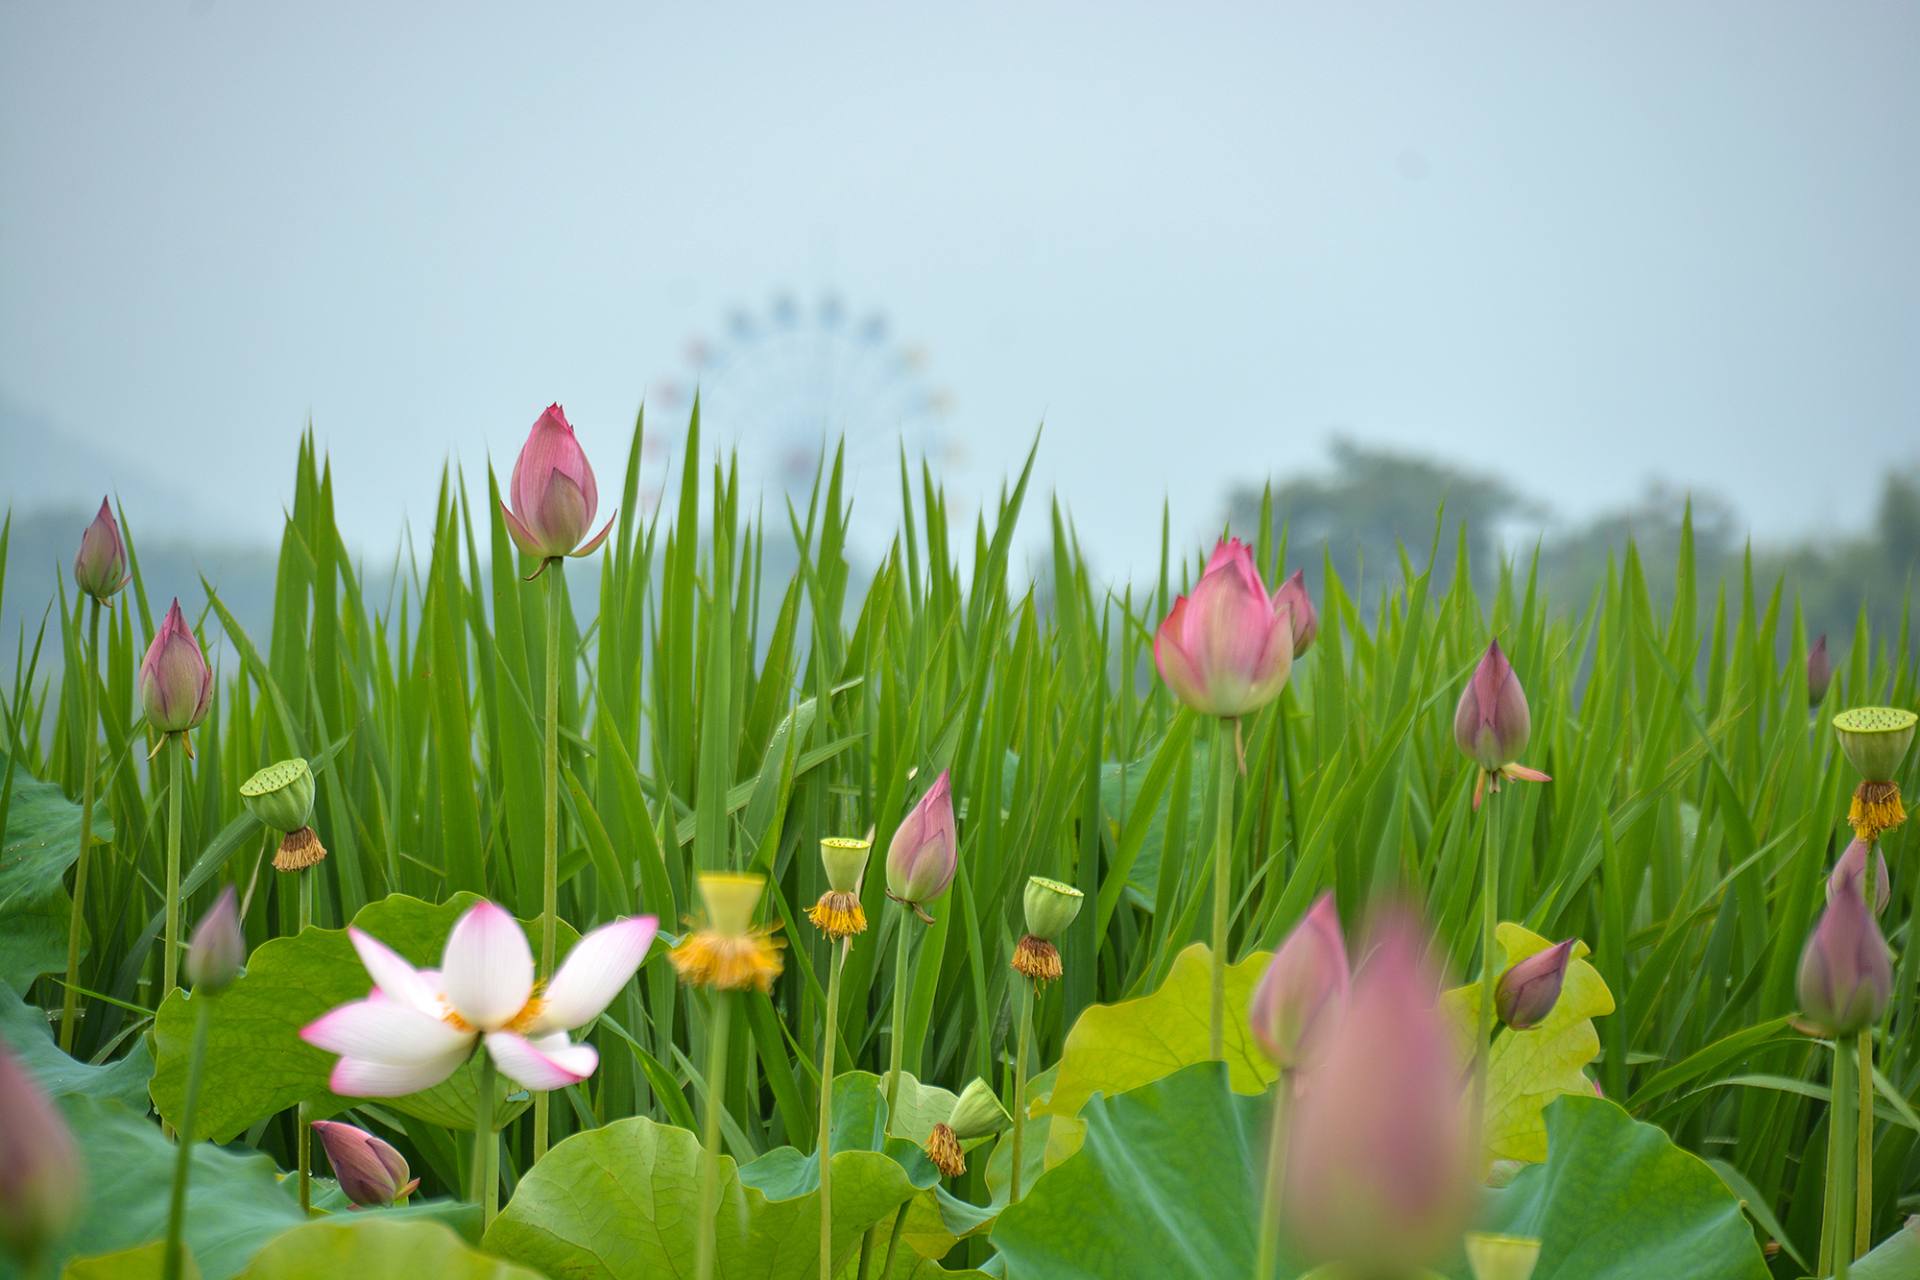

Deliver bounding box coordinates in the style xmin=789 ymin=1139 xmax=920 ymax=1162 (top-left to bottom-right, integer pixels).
xmin=924 ymin=1078 xmax=1011 ymax=1178
xmin=808 ymin=837 xmax=871 ymax=940
xmin=185 ymin=886 xmax=246 ymax=994
xmin=311 ymin=1121 xmax=418 ymax=1207
xmin=1454 ymin=640 xmax=1552 ymax=809
xmin=1833 ymin=707 xmax=1916 ymax=840
xmin=1249 ymin=892 xmax=1349 ymax=1070
xmin=72 ymin=498 xmax=130 ymax=602
xmin=139 ymin=598 xmax=212 ymax=736
xmin=1273 ymin=569 xmax=1318 ymax=657
xmin=240 ymin=758 xmax=327 ymax=873
xmin=1797 ymin=863 xmax=1892 ymax=1036
xmin=1466 ymin=1233 xmax=1542 ymax=1280
xmin=1495 ymin=939 xmax=1573 ymax=1031
xmin=1011 ymin=876 xmax=1082 ymax=984
xmin=500 ymin=403 xmax=616 ymax=567
xmin=1152 ymin=538 xmax=1293 ymax=719
xmin=1806 ymin=635 xmax=1832 ymax=707
xmin=1284 ymin=911 xmax=1475 ymax=1273
xmin=885 ymin=772 xmax=958 ymax=916
xmin=1830 ymin=838 xmax=1891 ymax=917
xmin=0 ymin=1044 xmax=82 ymax=1265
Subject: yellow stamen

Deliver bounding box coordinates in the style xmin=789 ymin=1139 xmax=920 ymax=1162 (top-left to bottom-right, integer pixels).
xmin=923 ymin=1122 xmax=965 ymax=1178
xmin=1011 ymin=935 xmax=1062 ymax=984
xmin=806 ymin=891 xmax=867 ymax=940
xmin=272 ymin=826 xmax=328 ymax=872
xmin=669 ymin=928 xmax=785 ymax=992
xmin=1850 ymin=780 xmax=1907 ymax=842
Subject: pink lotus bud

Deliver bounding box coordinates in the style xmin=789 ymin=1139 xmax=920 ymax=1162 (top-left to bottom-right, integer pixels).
xmin=139 ymin=599 xmax=212 ymax=735
xmin=1153 ymin=538 xmax=1294 ymax=719
xmin=1798 ymin=863 xmax=1892 ymax=1036
xmin=1272 ymin=569 xmax=1319 ymax=657
xmin=1494 ymin=939 xmax=1573 ymax=1031
xmin=311 ymin=1121 xmax=418 ymax=1207
xmin=186 ymin=886 xmax=246 ymax=993
xmin=72 ymin=498 xmax=130 ymax=601
xmin=1806 ymin=635 xmax=1832 ymax=707
xmin=0 ymin=1044 xmax=82 ymax=1263
xmin=1454 ymin=640 xmax=1531 ymax=772
xmin=885 ymin=771 xmax=958 ymax=909
xmin=500 ymin=403 xmax=616 ymax=562
xmin=1249 ymin=893 xmax=1348 ymax=1069
xmin=1285 ymin=911 xmax=1475 ymax=1273
xmin=1829 ymin=838 xmax=1891 ymax=917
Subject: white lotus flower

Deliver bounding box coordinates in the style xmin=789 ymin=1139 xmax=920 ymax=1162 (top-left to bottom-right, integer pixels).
xmin=301 ymin=900 xmax=657 ymax=1095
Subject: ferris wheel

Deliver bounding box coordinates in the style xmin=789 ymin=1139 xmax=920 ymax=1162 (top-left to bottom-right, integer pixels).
xmin=650 ymin=292 xmax=960 ymax=498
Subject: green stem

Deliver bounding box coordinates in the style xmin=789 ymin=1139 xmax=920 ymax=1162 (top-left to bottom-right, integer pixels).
xmin=1210 ymin=717 xmax=1237 ymax=1060
xmin=696 ymin=995 xmax=733 ymax=1280
xmin=1253 ymin=1074 xmax=1291 ymax=1280
xmin=162 ymin=734 xmax=185 ymax=1000
xmin=474 ymin=1048 xmax=499 ymax=1233
xmin=884 ymin=906 xmax=912 ymax=1127
xmin=297 ymin=870 xmax=313 ymax=1215
xmin=1833 ymin=1040 xmax=1858 ymax=1280
xmin=162 ymin=993 xmax=213 ymax=1280
xmin=60 ymin=598 xmax=101 ymax=1053
xmin=1011 ymin=976 xmax=1035 ymax=1203
xmin=1856 ymin=852 xmax=1879 ymax=1260
xmin=1472 ymin=783 xmax=1501 ymax=1152
xmin=819 ymin=938 xmax=847 ymax=1280
xmin=536 ymin=560 xmax=563 ymax=1163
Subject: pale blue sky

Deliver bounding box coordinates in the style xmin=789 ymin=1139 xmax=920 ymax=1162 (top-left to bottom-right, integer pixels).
xmin=3 ymin=1 xmax=1916 ymax=578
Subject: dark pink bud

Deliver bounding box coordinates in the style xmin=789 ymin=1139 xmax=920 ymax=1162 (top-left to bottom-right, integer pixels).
xmin=1454 ymin=640 xmax=1531 ymax=772
xmin=1806 ymin=635 xmax=1832 ymax=707
xmin=311 ymin=1121 xmax=417 ymax=1207
xmin=1495 ymin=939 xmax=1574 ymax=1031
xmin=0 ymin=1044 xmax=81 ymax=1261
xmin=139 ymin=599 xmax=212 ymax=734
xmin=72 ymin=498 xmax=130 ymax=601
xmin=1249 ymin=893 xmax=1348 ymax=1069
xmin=185 ymin=886 xmax=245 ymax=993
xmin=500 ymin=403 xmax=615 ymax=561
xmin=1272 ymin=569 xmax=1318 ymax=657
xmin=1153 ymin=538 xmax=1294 ymax=718
xmin=1829 ymin=838 xmax=1890 ymax=917
xmin=885 ymin=771 xmax=958 ymax=906
xmin=1798 ymin=863 xmax=1891 ymax=1035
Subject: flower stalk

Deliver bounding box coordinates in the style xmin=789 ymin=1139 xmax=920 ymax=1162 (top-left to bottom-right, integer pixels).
xmin=1474 ymin=779 xmax=1501 ymax=1149
xmin=161 ymin=990 xmax=212 ymax=1280
xmin=1211 ymin=716 xmax=1236 ymax=1059
xmin=1831 ymin=1039 xmax=1859 ymax=1280
xmin=818 ymin=936 xmax=848 ymax=1280
xmin=473 ymin=1045 xmax=499 ymax=1231
xmin=884 ymin=905 xmax=913 ymax=1127
xmin=1009 ymin=975 xmax=1036 ymax=1204
xmin=695 ymin=993 xmax=733 ymax=1280
xmin=58 ymin=597 xmax=101 ymax=1053
xmin=536 ymin=558 xmax=563 ymax=1164
xmin=1253 ymin=1077 xmax=1290 ymax=1280
xmin=162 ymin=734 xmax=186 ymax=999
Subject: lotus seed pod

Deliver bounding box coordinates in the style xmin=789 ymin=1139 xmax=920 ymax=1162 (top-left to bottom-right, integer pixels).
xmin=1833 ymin=707 xmax=1916 ymax=782
xmin=819 ymin=837 xmax=871 ymax=895
xmin=240 ymin=759 xmax=315 ymax=834
xmin=1466 ymin=1233 xmax=1542 ymax=1280
xmin=946 ymin=1077 xmax=1012 ymax=1142
xmin=807 ymin=843 xmax=868 ymax=940
xmin=697 ymin=872 xmax=766 ymax=938
xmin=1021 ymin=876 xmax=1084 ymax=943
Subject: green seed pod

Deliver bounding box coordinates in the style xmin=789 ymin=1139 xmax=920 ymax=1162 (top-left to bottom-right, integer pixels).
xmin=946 ymin=1078 xmax=1012 ymax=1142
xmin=1022 ymin=876 xmax=1083 ymax=943
xmin=1833 ymin=707 xmax=1916 ymax=782
xmin=819 ymin=836 xmax=871 ymax=895
xmin=1465 ymin=1233 xmax=1541 ymax=1280
xmin=240 ymin=759 xmax=316 ymax=834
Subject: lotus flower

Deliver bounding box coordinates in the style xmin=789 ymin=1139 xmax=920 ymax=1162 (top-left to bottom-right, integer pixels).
xmin=1798 ymin=863 xmax=1891 ymax=1036
xmin=1454 ymin=640 xmax=1551 ymax=809
xmin=311 ymin=1121 xmax=418 ymax=1207
xmin=0 ymin=1044 xmax=81 ymax=1264
xmin=1284 ymin=911 xmax=1475 ymax=1273
xmin=139 ymin=599 xmax=212 ymax=735
xmin=1806 ymin=635 xmax=1832 ymax=707
xmin=1249 ymin=892 xmax=1349 ymax=1070
xmin=1829 ymin=838 xmax=1891 ymax=917
xmin=1494 ymin=939 xmax=1572 ymax=1031
xmin=1273 ymin=569 xmax=1319 ymax=657
xmin=1153 ymin=538 xmax=1294 ymax=719
xmin=303 ymin=900 xmax=657 ymax=1095
xmin=500 ymin=404 xmax=615 ymax=565
xmin=885 ymin=771 xmax=958 ymax=913
xmin=185 ymin=886 xmax=245 ymax=994
xmin=72 ymin=498 xmax=130 ymax=601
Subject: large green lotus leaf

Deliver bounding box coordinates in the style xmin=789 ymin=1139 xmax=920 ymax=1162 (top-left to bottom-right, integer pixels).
xmin=0 ymin=750 xmax=112 ymax=991
xmin=1443 ymin=923 xmax=1615 ymax=1163
xmin=1482 ymin=1096 xmax=1770 ymax=1279
xmin=1852 ymin=1215 xmax=1920 ymax=1279
xmin=231 ymin=1219 xmax=541 ymax=1280
xmin=150 ymin=893 xmax=579 ymax=1141
xmin=38 ymin=1097 xmax=303 ymax=1280
xmin=484 ymin=1113 xmax=931 ymax=1279
xmin=1038 ymin=943 xmax=1273 ymax=1165
xmin=0 ymin=982 xmax=152 ymax=1110
xmin=62 ymin=1241 xmax=201 ymax=1278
